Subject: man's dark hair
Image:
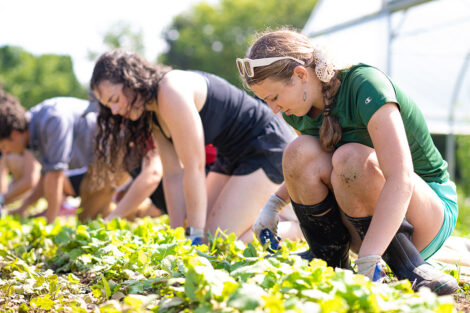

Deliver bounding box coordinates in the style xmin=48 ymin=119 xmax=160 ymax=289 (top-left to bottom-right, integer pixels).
xmin=0 ymin=87 xmax=28 ymax=140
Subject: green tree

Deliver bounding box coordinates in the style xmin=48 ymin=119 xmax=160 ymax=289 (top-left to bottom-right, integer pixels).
xmin=160 ymin=0 xmax=318 ymax=87
xmin=0 ymin=46 xmax=87 ymax=109
xmin=88 ymin=21 xmax=145 ymax=61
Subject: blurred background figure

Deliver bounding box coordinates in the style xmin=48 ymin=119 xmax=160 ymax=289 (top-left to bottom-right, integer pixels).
xmin=0 ymin=88 xmax=127 ymax=223
xmin=107 ymin=144 xmax=218 ymax=222
xmin=0 ymin=151 xmax=41 ymax=209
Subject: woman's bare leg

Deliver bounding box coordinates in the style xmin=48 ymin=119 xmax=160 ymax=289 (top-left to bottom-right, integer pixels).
xmin=206 ymin=168 xmax=279 ymax=242
xmin=330 ymin=143 xmax=445 ymax=251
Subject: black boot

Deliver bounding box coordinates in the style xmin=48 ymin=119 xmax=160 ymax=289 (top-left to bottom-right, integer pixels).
xmin=291 ymin=191 xmax=351 ymax=269
xmin=345 ymin=215 xmax=459 ymax=295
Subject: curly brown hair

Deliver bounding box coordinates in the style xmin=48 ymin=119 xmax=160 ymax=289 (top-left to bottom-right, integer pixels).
xmin=0 ymin=87 xmax=28 ymax=140
xmin=90 ymin=50 xmax=171 ymax=171
xmin=243 ymin=28 xmax=342 ymax=152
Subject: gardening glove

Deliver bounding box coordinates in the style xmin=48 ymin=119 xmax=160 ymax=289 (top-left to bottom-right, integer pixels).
xmin=356 ymin=255 xmax=386 ymax=282
xmin=253 ymin=194 xmax=286 ymax=251
xmin=186 ymin=227 xmax=204 ymax=246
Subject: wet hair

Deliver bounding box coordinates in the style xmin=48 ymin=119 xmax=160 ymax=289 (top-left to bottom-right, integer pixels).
xmin=0 ymin=87 xmax=28 ymax=140
xmin=90 ymin=50 xmax=171 ymax=171
xmin=243 ymin=27 xmax=342 ymax=152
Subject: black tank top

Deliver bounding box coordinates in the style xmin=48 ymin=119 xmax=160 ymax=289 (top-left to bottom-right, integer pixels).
xmin=196 ymin=71 xmax=274 ymax=159
xmin=152 ymin=71 xmax=276 ymax=160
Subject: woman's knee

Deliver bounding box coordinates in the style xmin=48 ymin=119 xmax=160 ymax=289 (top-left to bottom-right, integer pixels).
xmin=331 ymin=143 xmax=380 ymax=188
xmin=282 ymin=135 xmax=331 ymax=182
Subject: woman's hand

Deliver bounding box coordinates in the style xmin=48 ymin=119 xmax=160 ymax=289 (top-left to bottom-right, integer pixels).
xmin=356 ymin=255 xmax=386 ymax=282
xmin=253 ymin=193 xmax=286 ymax=251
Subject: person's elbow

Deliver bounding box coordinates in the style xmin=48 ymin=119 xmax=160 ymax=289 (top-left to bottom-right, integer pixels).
xmin=387 ymin=164 xmax=415 ymax=196
xmin=188 ymin=158 xmax=206 ymax=174
xmin=23 ymin=177 xmax=37 ymax=191
xmin=26 ymin=168 xmax=41 ymax=189
xmin=400 ymin=169 xmax=415 ymax=196
xmin=142 ymin=167 xmax=163 ymax=189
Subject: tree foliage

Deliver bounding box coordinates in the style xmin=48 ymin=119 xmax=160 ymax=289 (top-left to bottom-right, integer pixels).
xmin=88 ymin=21 xmax=145 ymax=62
xmin=0 ymin=46 xmax=87 ymax=109
xmin=160 ymin=0 xmax=318 ymax=88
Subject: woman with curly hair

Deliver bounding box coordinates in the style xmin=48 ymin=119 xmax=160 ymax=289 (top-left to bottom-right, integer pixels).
xmin=237 ymin=28 xmax=458 ymax=295
xmin=90 ymin=50 xmax=301 ymax=244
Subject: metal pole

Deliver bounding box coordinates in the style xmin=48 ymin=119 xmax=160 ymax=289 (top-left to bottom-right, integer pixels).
xmin=385 ymin=1 xmax=392 ymax=75
xmin=446 ymin=50 xmax=470 ymax=180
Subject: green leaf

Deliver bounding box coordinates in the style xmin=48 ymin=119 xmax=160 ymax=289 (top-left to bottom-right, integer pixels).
xmin=228 ymin=283 xmax=266 ymax=310
xmin=68 ymin=273 xmax=80 ymax=284
xmin=76 ymin=225 xmax=90 ymax=240
xmin=242 ymin=242 xmax=258 ymax=258
xmin=30 ymin=294 xmax=55 ymax=310
xmin=18 ymin=303 xmax=29 ymax=313
xmin=100 ymin=273 xmax=112 ymax=299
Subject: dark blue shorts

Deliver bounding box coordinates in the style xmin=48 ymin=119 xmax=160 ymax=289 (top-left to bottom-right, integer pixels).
xmin=210 ymin=118 xmax=295 ymax=184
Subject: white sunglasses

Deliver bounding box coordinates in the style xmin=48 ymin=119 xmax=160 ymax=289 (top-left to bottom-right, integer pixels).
xmin=236 ymin=56 xmax=305 ymax=77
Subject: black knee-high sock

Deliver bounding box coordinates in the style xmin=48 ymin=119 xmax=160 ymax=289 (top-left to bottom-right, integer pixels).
xmin=345 ymin=214 xmax=458 ymax=295
xmin=291 ymin=191 xmax=350 ymax=269
xmin=345 ymin=215 xmax=425 ymax=278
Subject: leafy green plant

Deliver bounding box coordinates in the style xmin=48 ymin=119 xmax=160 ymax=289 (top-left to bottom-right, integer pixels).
xmin=0 ymin=214 xmax=461 ymax=312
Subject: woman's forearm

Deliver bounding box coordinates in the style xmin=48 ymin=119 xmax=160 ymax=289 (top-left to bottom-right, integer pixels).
xmin=163 ymin=173 xmax=186 ymax=228
xmin=107 ymin=172 xmax=161 ymax=221
xmin=358 ymin=174 xmax=414 ymax=258
xmin=183 ymin=165 xmax=207 ymax=230
xmin=274 ymin=183 xmax=291 ymax=204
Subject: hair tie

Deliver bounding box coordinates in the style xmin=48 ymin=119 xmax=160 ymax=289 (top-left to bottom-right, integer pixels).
xmin=323 ymin=104 xmax=333 ymax=117
xmin=312 ymin=45 xmax=335 ymax=83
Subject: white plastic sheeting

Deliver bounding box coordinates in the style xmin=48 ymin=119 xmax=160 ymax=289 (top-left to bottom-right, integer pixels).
xmin=303 ymin=0 xmax=470 ymax=134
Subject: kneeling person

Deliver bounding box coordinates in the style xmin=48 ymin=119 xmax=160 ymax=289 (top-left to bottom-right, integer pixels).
xmin=0 ymin=92 xmax=97 ymax=223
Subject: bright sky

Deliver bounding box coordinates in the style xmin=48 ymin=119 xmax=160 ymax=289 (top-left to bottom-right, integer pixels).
xmin=0 ymin=0 xmax=201 ymax=85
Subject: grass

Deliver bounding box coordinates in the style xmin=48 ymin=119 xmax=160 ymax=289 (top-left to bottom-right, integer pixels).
xmin=454 ymin=188 xmax=470 ymax=237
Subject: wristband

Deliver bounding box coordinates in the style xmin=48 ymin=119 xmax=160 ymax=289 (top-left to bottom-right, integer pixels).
xmin=185 ymin=227 xmax=204 ymax=238
xmin=0 ymin=194 xmax=5 ymax=207
xmin=264 ymin=193 xmax=287 ymax=215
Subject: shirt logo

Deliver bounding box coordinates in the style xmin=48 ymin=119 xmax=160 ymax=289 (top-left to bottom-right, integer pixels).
xmin=365 ymin=97 xmax=372 ymax=104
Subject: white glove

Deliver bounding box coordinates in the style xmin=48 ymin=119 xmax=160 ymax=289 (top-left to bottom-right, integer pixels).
xmin=253 ymin=194 xmax=286 ymax=250
xmin=356 ymin=255 xmax=386 ymax=282
xmin=186 ymin=227 xmax=204 ymax=246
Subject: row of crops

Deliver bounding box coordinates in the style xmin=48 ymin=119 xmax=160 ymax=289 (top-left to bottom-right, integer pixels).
xmin=0 ymin=214 xmax=459 ymax=312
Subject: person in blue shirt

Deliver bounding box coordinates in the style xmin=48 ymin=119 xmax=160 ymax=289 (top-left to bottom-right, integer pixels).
xmin=0 ymin=89 xmax=98 ymax=223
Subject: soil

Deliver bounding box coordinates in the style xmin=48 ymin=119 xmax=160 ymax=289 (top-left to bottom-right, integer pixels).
xmin=454 ymin=294 xmax=470 ymax=312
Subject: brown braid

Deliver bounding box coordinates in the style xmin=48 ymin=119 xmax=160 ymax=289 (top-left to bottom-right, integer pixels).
xmin=319 ymin=72 xmax=342 ymax=152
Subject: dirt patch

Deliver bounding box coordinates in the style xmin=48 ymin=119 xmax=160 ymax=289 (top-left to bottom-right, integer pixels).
xmin=454 ymin=294 xmax=470 ymax=312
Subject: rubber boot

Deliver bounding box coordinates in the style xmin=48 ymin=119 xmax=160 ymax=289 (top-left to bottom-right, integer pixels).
xmin=291 ymin=191 xmax=351 ymax=269
xmin=345 ymin=215 xmax=459 ymax=295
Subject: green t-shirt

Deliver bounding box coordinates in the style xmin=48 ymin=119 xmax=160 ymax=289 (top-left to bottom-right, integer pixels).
xmin=283 ymin=63 xmax=448 ymax=183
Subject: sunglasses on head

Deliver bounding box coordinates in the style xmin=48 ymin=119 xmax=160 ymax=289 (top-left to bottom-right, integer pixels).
xmin=236 ymin=56 xmax=305 ymax=77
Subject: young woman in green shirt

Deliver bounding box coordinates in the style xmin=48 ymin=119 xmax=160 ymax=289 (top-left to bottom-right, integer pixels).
xmin=239 ymin=28 xmax=458 ymax=295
